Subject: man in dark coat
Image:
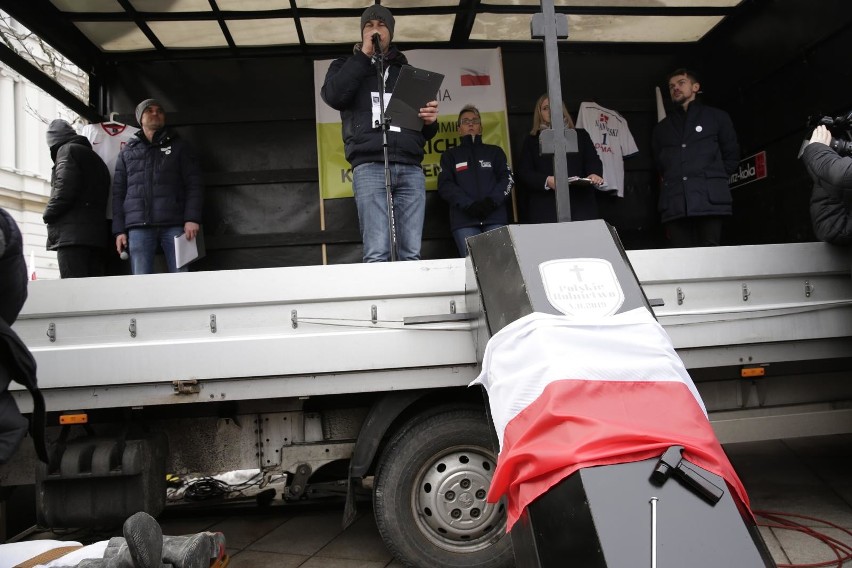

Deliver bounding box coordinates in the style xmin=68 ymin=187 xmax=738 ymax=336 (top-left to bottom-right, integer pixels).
xmin=652 ymin=69 xmax=740 ymax=247
xmin=802 ymin=124 xmax=852 ymax=252
xmin=112 ymin=99 xmax=204 ymax=274
xmin=44 ymin=119 xmax=111 ymax=278
xmin=320 ymin=4 xmax=439 ymax=262
xmin=438 ymin=105 xmax=512 ymax=256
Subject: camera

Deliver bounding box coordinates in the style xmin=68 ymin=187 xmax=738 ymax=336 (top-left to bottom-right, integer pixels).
xmin=807 ymin=110 xmax=852 ymax=157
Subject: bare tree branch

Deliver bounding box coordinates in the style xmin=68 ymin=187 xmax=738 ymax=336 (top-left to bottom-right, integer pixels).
xmin=0 ymin=11 xmax=89 ymax=119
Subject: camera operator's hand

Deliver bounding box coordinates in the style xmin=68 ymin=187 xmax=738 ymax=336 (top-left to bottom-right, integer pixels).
xmin=810 ymin=125 xmax=832 ymax=146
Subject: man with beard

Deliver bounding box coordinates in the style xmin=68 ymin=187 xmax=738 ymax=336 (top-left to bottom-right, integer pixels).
xmin=652 ymin=68 xmax=740 ymax=247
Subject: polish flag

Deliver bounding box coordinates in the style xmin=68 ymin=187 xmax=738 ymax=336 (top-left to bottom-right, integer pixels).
xmin=455 ymin=162 xmax=469 ymax=172
xmin=28 ymin=251 xmax=37 ymax=280
xmin=472 ymin=307 xmax=750 ymax=531
xmin=460 ymin=71 xmax=491 ymax=86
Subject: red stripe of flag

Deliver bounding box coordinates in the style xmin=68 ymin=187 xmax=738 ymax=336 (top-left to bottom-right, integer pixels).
xmin=472 ymin=309 xmax=752 ymax=531
xmin=489 ymin=378 xmax=748 ymax=530
xmin=461 ymin=74 xmax=491 ymax=86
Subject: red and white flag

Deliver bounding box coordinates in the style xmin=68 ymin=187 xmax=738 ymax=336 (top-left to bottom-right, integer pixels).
xmin=472 ymin=307 xmax=750 ymax=531
xmin=28 ymin=251 xmax=37 ymax=280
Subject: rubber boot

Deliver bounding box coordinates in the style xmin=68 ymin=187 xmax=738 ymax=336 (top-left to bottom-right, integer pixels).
xmin=103 ymin=536 xmax=126 ymax=560
xmin=162 ymin=532 xmax=222 ymax=568
xmin=122 ymin=511 xmax=164 ymax=568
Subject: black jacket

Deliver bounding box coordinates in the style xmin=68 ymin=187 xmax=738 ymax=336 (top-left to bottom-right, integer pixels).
xmin=320 ymin=46 xmax=438 ymax=168
xmin=438 ymin=135 xmax=511 ymax=230
xmin=44 ymin=134 xmax=110 ymax=250
xmin=802 ymin=143 xmax=852 ymax=244
xmin=0 ymin=209 xmax=27 ymax=326
xmin=112 ymin=129 xmax=204 ymax=235
xmin=516 ymin=129 xmax=603 ymax=223
xmin=0 ymin=209 xmax=47 ymax=466
xmin=652 ymin=102 xmax=740 ymax=223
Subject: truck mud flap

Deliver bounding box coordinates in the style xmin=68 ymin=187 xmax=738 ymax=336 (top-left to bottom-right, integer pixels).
xmin=35 ymin=432 xmax=168 ymax=527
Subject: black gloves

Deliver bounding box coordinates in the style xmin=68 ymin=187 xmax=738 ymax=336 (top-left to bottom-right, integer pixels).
xmin=465 ymin=198 xmax=497 ymax=220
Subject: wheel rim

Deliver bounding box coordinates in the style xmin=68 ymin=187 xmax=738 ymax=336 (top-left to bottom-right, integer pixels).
xmin=413 ymin=444 xmax=506 ymax=552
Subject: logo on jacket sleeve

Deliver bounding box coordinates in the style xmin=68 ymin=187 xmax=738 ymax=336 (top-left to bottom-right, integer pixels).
xmin=479 ymin=160 xmax=492 ymax=168
xmin=161 ymin=145 xmax=172 ymax=155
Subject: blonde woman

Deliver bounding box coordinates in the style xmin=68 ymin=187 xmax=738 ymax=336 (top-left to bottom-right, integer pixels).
xmin=516 ymin=94 xmax=603 ymax=223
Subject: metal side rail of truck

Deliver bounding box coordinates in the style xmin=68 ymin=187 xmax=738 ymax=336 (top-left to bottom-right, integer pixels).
xmin=2 ymin=240 xmax=852 ymax=568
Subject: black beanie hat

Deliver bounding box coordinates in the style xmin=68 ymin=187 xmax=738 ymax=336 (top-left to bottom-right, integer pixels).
xmin=361 ymin=4 xmax=395 ymax=40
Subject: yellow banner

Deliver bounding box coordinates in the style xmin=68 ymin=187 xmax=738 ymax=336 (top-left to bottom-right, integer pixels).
xmin=319 ymin=111 xmax=511 ymax=200
xmin=315 ymin=48 xmax=510 ymax=200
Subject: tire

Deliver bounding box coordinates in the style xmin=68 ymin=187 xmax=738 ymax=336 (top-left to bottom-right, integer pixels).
xmin=373 ymin=407 xmax=513 ymax=568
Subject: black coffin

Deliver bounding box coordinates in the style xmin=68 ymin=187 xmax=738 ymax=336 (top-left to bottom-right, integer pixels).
xmin=464 ymin=221 xmax=648 ymax=361
xmin=511 ymin=457 xmax=775 ymax=568
xmin=465 ymin=222 xmax=775 ymax=568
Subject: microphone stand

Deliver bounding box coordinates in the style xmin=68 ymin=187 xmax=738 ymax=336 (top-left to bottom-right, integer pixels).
xmin=372 ymin=34 xmax=399 ymax=262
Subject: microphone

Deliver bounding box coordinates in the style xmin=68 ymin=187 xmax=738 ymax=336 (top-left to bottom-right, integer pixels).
xmin=370 ymin=33 xmax=383 ymax=65
xmin=371 ymin=33 xmax=381 ymax=55
xmin=119 ymin=250 xmax=129 ymax=261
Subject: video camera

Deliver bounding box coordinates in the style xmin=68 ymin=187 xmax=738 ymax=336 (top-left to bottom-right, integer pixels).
xmin=807 ymin=110 xmax=852 ymax=157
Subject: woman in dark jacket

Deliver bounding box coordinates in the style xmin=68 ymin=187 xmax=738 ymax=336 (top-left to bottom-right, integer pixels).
xmin=43 ymin=119 xmax=111 ymax=278
xmin=516 ymin=94 xmax=604 ymax=223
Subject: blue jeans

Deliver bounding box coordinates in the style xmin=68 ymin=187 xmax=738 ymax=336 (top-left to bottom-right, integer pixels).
xmin=452 ymin=224 xmax=505 ymax=257
xmin=352 ymin=162 xmax=425 ymax=262
xmin=128 ymin=226 xmax=187 ymax=274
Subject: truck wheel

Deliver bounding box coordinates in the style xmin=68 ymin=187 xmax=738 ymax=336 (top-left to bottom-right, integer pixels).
xmin=373 ymin=407 xmax=513 ymax=568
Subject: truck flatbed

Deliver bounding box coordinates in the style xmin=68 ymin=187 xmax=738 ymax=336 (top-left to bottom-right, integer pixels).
xmin=11 ymin=241 xmax=852 ymax=444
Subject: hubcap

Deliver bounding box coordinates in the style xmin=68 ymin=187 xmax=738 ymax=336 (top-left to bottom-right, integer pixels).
xmin=413 ymin=446 xmax=506 ymax=552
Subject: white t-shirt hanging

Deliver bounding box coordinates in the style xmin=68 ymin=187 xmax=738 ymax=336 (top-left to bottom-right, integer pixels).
xmin=576 ymin=102 xmax=639 ymax=198
xmin=82 ymin=122 xmax=139 ymax=182
xmin=81 ymin=122 xmax=139 ymax=218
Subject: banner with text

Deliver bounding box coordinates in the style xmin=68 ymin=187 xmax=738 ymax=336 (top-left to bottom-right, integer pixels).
xmin=729 ymin=151 xmax=768 ymax=189
xmin=314 ymin=48 xmax=510 ymax=199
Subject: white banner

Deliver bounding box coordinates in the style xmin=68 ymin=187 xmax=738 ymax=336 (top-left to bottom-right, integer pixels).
xmin=314 ymin=48 xmax=510 ymax=199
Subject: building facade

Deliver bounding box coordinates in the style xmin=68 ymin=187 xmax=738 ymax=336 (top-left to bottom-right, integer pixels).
xmin=1 ymin=14 xmax=87 ymax=280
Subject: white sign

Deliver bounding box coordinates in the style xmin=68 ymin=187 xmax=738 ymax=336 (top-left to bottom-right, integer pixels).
xmin=539 ymin=258 xmax=625 ymax=318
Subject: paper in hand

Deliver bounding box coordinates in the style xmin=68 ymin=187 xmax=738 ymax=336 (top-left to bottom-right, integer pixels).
xmin=174 ymin=231 xmax=205 ymax=268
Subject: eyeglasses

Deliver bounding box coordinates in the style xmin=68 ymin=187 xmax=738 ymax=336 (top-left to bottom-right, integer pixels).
xmin=460 ymin=118 xmax=481 ymax=126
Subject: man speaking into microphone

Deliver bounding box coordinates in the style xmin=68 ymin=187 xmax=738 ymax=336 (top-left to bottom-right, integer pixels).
xmin=321 ymin=3 xmax=440 ymax=262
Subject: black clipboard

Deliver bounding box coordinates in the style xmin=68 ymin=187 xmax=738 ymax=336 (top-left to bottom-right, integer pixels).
xmin=385 ymin=65 xmax=444 ymax=131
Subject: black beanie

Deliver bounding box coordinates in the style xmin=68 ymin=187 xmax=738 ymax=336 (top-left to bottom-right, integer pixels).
xmin=361 ymin=4 xmax=395 ymax=40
